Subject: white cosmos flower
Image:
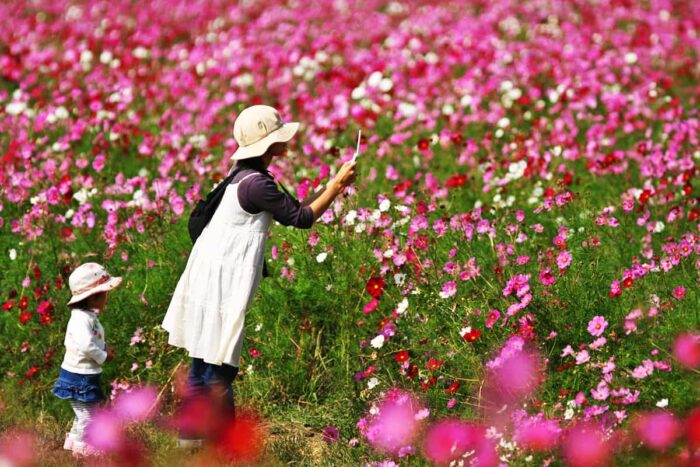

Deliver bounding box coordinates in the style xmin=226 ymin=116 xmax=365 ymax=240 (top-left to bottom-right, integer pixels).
xmin=379 ymin=77 xmax=393 ymax=92
xmin=370 ymin=334 xmax=385 ymax=349
xmin=397 ymin=298 xmax=408 ymax=314
xmin=367 ymin=71 xmax=382 ymax=88
xmin=398 ymin=102 xmax=417 ymax=117
xmin=9 ymin=249 xmax=17 ymax=261
xmin=5 ymin=101 xmax=27 ymax=115
xmin=393 ymin=273 xmax=406 ymax=286
xmin=344 ymin=210 xmax=357 ymax=226
xmin=316 ymin=252 xmax=328 ymax=263
xmin=379 ymin=199 xmax=391 ymax=212
xmin=656 ymin=398 xmax=669 ymax=408
xmin=367 ymin=377 xmax=380 ymax=389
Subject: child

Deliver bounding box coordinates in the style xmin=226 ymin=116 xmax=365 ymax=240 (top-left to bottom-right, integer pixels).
xmin=52 ymin=262 xmax=121 ymax=456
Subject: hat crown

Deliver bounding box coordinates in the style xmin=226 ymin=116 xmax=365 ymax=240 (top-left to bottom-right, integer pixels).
xmin=69 ymin=263 xmax=111 ymax=296
xmin=233 ymin=105 xmax=284 ymax=148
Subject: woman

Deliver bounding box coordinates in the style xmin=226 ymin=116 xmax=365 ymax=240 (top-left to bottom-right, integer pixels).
xmin=162 ymin=105 xmax=356 ymax=443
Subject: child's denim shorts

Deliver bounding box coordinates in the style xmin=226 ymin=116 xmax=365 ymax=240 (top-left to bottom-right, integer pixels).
xmin=52 ymin=368 xmax=105 ymax=402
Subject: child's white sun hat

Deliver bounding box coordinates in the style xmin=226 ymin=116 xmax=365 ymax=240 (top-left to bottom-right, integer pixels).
xmin=231 ymin=105 xmax=299 ymax=160
xmin=67 ymin=263 xmax=122 ymax=306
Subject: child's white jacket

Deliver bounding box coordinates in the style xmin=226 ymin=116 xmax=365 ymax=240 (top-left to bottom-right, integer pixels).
xmin=60 ymin=308 xmax=107 ymax=374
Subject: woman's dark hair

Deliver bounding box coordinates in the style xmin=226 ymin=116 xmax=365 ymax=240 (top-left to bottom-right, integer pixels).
xmin=235 ymin=156 xmax=267 ymax=173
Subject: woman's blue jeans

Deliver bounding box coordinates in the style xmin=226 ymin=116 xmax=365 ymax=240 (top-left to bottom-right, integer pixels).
xmin=187 ymin=357 xmax=239 ymax=409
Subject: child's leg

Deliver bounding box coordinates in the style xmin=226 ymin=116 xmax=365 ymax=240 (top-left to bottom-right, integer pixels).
xmin=69 ymin=400 xmax=98 ymax=445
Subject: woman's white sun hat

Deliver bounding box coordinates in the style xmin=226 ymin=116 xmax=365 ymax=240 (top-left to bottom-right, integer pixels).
xmin=231 ymin=105 xmax=299 ymax=160
xmin=67 ymin=263 xmax=122 ymax=306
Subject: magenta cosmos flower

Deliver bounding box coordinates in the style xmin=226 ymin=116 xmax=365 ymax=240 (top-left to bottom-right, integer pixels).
xmin=587 ymin=316 xmax=608 ymax=337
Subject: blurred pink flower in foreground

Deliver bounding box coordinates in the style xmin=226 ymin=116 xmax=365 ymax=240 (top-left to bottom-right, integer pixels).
xmin=513 ymin=417 xmax=561 ymax=451
xmin=113 ymin=386 xmax=159 ymax=423
xmin=633 ymin=411 xmax=681 ymax=451
xmin=86 ymin=409 xmax=126 ymax=452
xmin=673 ymin=333 xmax=700 ymax=369
xmin=422 ymin=420 xmax=496 ymax=466
xmin=361 ymin=389 xmax=424 ymax=456
xmin=562 ymin=423 xmax=610 ymax=467
xmin=0 ymin=429 xmax=37 ymax=467
xmin=484 ymin=336 xmax=542 ymax=423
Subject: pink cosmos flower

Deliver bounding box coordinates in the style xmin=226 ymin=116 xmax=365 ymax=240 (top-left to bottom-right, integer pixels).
xmin=556 ymin=250 xmax=572 ymax=269
xmin=587 ymin=316 xmax=608 ymax=337
xmin=576 ymin=350 xmax=590 ymax=365
xmin=590 ymin=381 xmax=609 ymax=401
xmin=485 ymin=309 xmax=500 ymax=328
xmin=539 ymin=267 xmax=556 ymax=286
xmin=363 ymin=299 xmax=379 ymax=314
xmin=439 ymin=281 xmax=457 ymax=298
xmin=672 ymin=286 xmax=686 ymax=300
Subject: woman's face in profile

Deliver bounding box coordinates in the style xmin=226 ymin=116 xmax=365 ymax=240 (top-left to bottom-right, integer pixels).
xmin=268 ymin=142 xmax=288 ymax=157
xmin=262 ymin=142 xmax=288 ymax=166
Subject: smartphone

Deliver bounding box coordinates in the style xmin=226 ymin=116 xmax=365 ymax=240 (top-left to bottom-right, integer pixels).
xmin=352 ymin=130 xmax=362 ymax=162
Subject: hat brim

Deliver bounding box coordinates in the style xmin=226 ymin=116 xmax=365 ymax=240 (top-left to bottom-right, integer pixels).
xmin=230 ymin=122 xmax=299 ymax=160
xmin=67 ymin=276 xmax=123 ymax=306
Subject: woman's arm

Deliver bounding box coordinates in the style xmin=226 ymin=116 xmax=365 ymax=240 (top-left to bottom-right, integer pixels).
xmin=300 ymin=186 xmax=325 ymax=207
xmin=308 ymin=161 xmax=357 ymax=222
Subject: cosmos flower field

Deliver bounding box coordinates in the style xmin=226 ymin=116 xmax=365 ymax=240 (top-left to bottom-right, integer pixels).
xmin=0 ymin=0 xmax=699 ymax=465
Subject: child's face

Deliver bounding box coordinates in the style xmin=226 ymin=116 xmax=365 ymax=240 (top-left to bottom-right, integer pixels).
xmin=89 ymin=292 xmax=108 ymax=311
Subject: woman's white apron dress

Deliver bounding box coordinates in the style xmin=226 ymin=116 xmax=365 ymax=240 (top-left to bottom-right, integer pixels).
xmin=162 ymin=173 xmax=272 ymax=367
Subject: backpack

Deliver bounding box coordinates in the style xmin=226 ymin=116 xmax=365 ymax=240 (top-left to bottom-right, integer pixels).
xmin=187 ymin=167 xmax=270 ymax=277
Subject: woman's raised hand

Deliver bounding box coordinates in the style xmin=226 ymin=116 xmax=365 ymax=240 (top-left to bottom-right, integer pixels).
xmin=334 ymin=160 xmax=357 ymax=189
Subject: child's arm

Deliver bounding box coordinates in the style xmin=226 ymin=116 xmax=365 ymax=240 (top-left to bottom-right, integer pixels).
xmin=69 ymin=317 xmax=108 ymax=365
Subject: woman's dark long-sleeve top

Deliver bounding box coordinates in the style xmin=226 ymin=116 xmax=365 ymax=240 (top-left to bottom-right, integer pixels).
xmin=232 ymin=169 xmax=314 ymax=229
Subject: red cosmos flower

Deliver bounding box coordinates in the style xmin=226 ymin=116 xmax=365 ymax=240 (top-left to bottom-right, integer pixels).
xmin=248 ymin=347 xmax=260 ymax=358
xmin=60 ymin=226 xmax=75 ymax=241
xmin=18 ymin=296 xmax=28 ymax=310
xmin=26 ymin=366 xmax=39 ymax=378
xmin=687 ymin=407 xmax=700 ymax=450
xmin=413 ymin=234 xmax=430 ymax=250
xmin=426 ymin=357 xmax=443 ymax=371
xmin=36 ymin=300 xmax=53 ymax=316
xmin=33 ymin=266 xmax=41 ymax=281
xmin=406 ymin=365 xmax=418 ymax=379
xmin=393 ymin=180 xmax=413 ymax=197
xmin=365 ymin=276 xmax=386 ymax=298
xmin=622 ymin=277 xmax=634 ymax=288
xmin=444 ymin=381 xmax=461 ymax=394
xmin=19 ymin=312 xmax=31 ymax=324
xmin=445 ymin=174 xmax=468 ymax=189
xmin=395 ymin=351 xmax=409 ymax=363
xmin=417 ymin=138 xmax=430 ymax=150
xmin=462 ymin=328 xmax=481 ymax=343
xmin=2 ymin=301 xmax=14 ymax=311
